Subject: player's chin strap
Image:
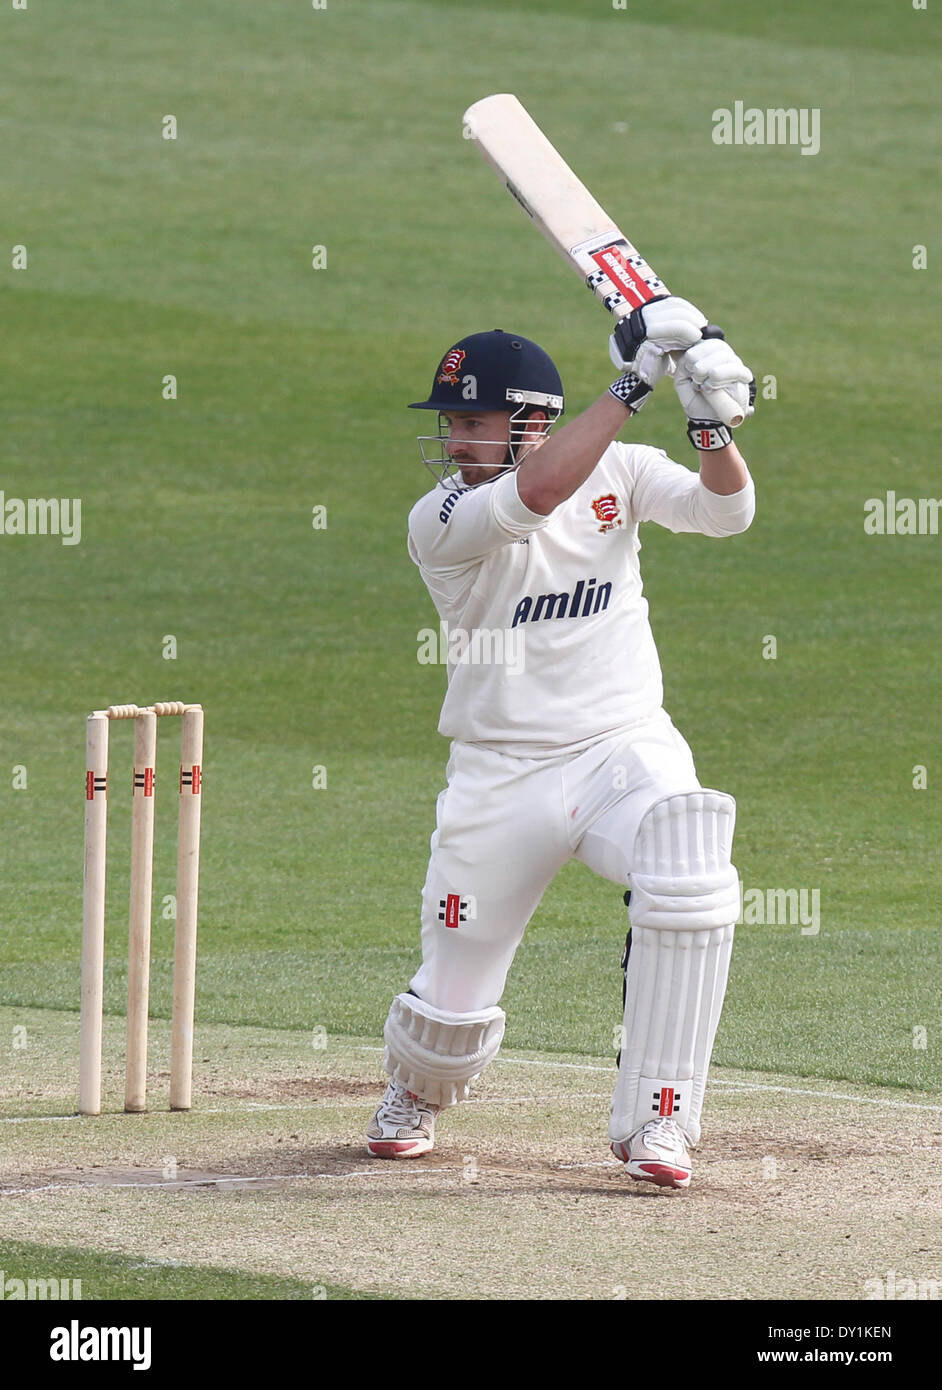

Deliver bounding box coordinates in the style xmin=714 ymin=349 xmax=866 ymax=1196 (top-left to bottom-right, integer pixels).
xmin=383 ymin=992 xmax=506 ymax=1108
xmin=610 ymin=790 xmax=740 ymax=1147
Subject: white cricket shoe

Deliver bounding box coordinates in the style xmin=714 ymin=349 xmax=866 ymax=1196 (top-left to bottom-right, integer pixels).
xmin=366 ymin=1080 xmax=439 ymax=1159
xmin=611 ymin=1117 xmax=692 ymax=1189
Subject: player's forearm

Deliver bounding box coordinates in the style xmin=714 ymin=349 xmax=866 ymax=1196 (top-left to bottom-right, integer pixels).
xmin=516 ymin=392 xmax=630 ymax=516
xmin=698 ymin=439 xmax=750 ymax=495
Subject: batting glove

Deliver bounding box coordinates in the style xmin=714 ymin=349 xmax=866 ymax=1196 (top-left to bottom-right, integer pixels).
xmin=609 ymin=295 xmax=707 ymax=386
xmin=674 ymin=335 xmax=756 ymax=447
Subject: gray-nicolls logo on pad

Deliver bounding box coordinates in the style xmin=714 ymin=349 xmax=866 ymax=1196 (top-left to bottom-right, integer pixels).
xmin=438 ymin=894 xmax=476 ymax=928
xmin=652 ymin=1087 xmax=680 ymax=1117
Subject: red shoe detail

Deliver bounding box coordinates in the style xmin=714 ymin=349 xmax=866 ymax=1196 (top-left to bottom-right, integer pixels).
xmin=367 ymin=1138 xmax=429 ymax=1159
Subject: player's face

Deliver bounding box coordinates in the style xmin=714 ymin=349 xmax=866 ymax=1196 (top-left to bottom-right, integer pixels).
xmin=440 ymin=411 xmax=513 ymax=487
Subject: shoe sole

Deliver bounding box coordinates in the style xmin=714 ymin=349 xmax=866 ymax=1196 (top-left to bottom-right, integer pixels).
xmin=611 ymin=1140 xmax=690 ymax=1189
xmin=625 ymin=1162 xmax=691 ymax=1189
xmin=366 ymin=1138 xmax=434 ymax=1159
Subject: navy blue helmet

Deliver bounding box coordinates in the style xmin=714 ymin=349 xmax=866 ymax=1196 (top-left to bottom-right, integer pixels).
xmin=409 ymin=329 xmax=564 ymax=415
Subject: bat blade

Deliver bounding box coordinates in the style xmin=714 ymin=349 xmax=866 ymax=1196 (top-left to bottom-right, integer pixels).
xmin=462 ymin=93 xmax=744 ymax=427
xmin=463 ymin=93 xmax=665 ymax=318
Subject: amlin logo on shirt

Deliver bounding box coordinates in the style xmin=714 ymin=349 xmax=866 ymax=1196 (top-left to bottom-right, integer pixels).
xmin=512 ymin=576 xmax=612 ymax=628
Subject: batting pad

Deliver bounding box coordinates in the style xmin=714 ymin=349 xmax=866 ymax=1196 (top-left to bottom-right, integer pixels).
xmin=383 ymin=992 xmax=506 ymax=1108
xmin=609 ymin=791 xmax=739 ymax=1146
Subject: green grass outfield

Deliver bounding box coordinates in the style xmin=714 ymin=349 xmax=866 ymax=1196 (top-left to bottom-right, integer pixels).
xmin=0 ymin=1239 xmax=369 ymax=1302
xmin=1 ymin=0 xmax=940 ymax=1299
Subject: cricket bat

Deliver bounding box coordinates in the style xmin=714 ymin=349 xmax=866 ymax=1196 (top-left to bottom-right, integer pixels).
xmin=463 ymin=93 xmax=744 ymax=428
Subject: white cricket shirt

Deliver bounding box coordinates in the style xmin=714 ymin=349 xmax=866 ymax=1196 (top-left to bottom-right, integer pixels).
xmin=408 ymin=441 xmax=755 ymax=758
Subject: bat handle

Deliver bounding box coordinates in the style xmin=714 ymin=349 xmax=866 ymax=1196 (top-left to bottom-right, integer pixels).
xmin=699 ymin=324 xmax=744 ymax=427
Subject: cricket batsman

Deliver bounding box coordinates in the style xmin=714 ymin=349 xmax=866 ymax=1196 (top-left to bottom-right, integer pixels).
xmin=366 ymin=302 xmax=755 ymax=1188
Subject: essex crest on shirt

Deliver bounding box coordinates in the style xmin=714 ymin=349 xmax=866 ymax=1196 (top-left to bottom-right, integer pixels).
xmin=591 ymin=493 xmax=624 ymax=533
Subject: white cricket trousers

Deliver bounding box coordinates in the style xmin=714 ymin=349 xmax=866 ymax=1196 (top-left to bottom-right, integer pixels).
xmin=410 ymin=709 xmax=701 ymax=1013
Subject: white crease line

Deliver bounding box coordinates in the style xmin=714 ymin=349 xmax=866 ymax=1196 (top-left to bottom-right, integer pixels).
xmin=467 ymin=1092 xmax=609 ymax=1106
xmin=494 ymin=1056 xmax=612 ymax=1073
xmin=355 ymin=1046 xmax=614 ymax=1076
xmin=497 ymin=1057 xmax=942 ymax=1111
xmin=0 ymin=1103 xmax=313 ymax=1124
xmin=1 ymin=1156 xmax=624 ymax=1198
xmin=709 ymin=1080 xmax=942 ymax=1113
xmin=0 ymin=1115 xmax=73 ymax=1125
xmin=3 ymin=1069 xmax=939 ymax=1124
xmin=0 ymin=1091 xmax=613 ymax=1125
xmin=0 ymin=1167 xmax=433 ymax=1197
xmin=484 ymin=1059 xmax=942 ymax=1113
xmin=557 ymin=1159 xmax=621 ymax=1170
xmin=0 ymin=1098 xmax=377 ymax=1123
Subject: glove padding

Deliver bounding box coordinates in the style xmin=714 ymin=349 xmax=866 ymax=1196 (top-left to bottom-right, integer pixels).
xmin=609 ymin=296 xmax=707 ymax=387
xmin=673 ymin=337 xmax=755 ymax=424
